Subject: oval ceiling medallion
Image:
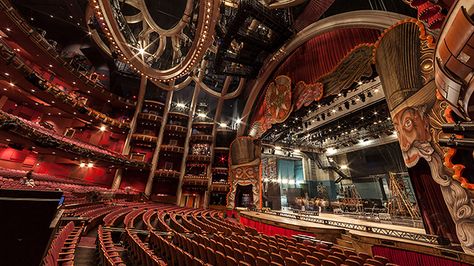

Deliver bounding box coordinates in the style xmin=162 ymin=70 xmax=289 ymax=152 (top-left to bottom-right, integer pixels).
xmin=92 ymin=0 xmax=219 ymax=83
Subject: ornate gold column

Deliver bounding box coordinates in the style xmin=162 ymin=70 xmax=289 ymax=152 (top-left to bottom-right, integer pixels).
xmin=111 ymin=76 xmax=147 ymax=189
xmin=144 ymin=90 xmax=174 ymax=196
xmin=203 ymin=76 xmax=232 ymax=208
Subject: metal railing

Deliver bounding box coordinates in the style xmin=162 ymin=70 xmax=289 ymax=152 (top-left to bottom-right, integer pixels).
xmin=256 ymin=209 xmax=440 ymax=245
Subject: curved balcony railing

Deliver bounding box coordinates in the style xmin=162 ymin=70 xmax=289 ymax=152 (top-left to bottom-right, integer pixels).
xmin=0 ymin=40 xmax=130 ymax=130
xmin=0 ymin=111 xmax=147 ymax=168
xmin=183 ymin=175 xmax=209 ymax=186
xmin=138 ymin=113 xmax=163 ymax=123
xmin=154 ymin=169 xmax=181 ymax=179
xmin=164 ymin=125 xmax=187 ymax=134
xmin=131 ymin=134 xmax=158 ymax=144
xmin=212 ymin=167 xmax=229 ymax=174
xmin=192 ymin=121 xmax=214 ymax=127
xmin=160 ymin=145 xmax=185 ymax=154
xmin=190 ymin=134 xmax=213 ymax=142
xmin=187 ymin=154 xmax=211 ymax=163
xmin=0 ymin=0 xmax=135 ymax=107
xmin=211 ymin=181 xmax=230 ymax=192
xmin=168 ymin=112 xmax=189 ymax=120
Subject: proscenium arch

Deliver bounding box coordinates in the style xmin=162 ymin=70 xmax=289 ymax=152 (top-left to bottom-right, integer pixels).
xmin=238 ymin=10 xmax=411 ymax=136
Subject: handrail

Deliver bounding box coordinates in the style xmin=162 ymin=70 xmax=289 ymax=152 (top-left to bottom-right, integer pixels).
xmin=254 ymin=209 xmax=441 ymax=245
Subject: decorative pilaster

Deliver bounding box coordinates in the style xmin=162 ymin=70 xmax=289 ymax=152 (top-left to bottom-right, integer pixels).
xmin=111 ymin=76 xmax=147 ymax=189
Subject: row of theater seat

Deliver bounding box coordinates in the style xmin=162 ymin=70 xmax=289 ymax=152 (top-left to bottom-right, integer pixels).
xmin=44 ymin=199 xmax=397 ymax=266
xmin=43 ymin=222 xmax=83 ymax=266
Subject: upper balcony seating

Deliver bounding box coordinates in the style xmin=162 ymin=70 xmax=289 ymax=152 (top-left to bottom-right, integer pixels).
xmin=0 ymin=0 xmax=135 ymax=107
xmin=0 ymin=39 xmax=131 ymax=129
xmin=0 ymin=111 xmax=147 ymax=167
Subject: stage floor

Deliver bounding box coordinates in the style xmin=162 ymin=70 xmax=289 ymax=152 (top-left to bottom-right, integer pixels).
xmin=241 ymin=210 xmax=424 ymax=234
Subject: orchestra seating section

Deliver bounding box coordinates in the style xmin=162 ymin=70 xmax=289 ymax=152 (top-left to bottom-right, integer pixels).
xmin=11 ymin=174 xmax=396 ymax=266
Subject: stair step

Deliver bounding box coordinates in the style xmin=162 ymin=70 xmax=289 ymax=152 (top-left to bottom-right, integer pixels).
xmin=336 ymin=238 xmax=353 ymax=248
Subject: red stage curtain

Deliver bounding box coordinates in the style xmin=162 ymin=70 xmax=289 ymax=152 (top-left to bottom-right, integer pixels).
xmin=240 ymin=216 xmax=314 ymax=237
xmin=372 ymin=246 xmax=470 ymax=266
xmin=408 ymin=160 xmax=459 ymax=244
xmin=276 ymin=28 xmax=380 ymax=84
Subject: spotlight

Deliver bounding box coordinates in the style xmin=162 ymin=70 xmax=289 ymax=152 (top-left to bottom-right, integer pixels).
xmin=197 ymin=113 xmax=206 ymax=118
xmin=100 ymin=125 xmax=106 ymax=131
xmin=219 ymin=122 xmax=227 ymax=128
xmin=235 ymin=118 xmax=242 ymax=124
xmin=87 ymin=162 xmax=94 ymax=168
xmin=176 ymin=102 xmax=186 ymax=109
xmin=138 ymin=47 xmax=145 ymax=55
xmin=79 ymin=162 xmax=86 ymax=168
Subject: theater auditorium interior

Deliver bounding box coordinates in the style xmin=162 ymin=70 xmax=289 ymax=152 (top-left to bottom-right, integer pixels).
xmin=2 ymin=0 xmax=474 ymax=265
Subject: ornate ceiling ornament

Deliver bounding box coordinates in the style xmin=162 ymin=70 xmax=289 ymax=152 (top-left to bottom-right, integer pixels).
xmin=319 ymin=43 xmax=374 ymax=96
xmin=294 ymin=81 xmax=324 ymax=110
xmin=264 ymin=75 xmax=293 ymax=124
xmin=91 ymin=0 xmax=219 ymax=83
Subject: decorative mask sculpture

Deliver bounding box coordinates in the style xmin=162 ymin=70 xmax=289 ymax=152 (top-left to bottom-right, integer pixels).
xmin=376 ymin=19 xmax=474 ymax=254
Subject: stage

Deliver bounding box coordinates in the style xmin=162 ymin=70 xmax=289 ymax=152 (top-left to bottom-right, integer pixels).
xmin=238 ymin=210 xmax=474 ymax=265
